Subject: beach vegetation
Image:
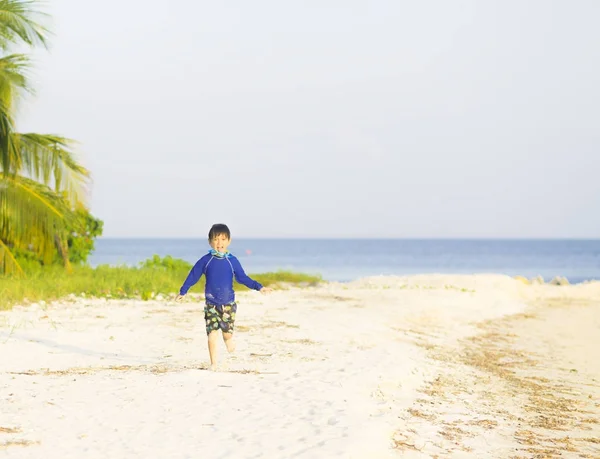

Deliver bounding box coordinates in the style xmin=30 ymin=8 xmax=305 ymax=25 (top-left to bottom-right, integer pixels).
xmin=0 ymin=255 xmax=322 ymax=310
xmin=0 ymin=0 xmax=96 ymax=275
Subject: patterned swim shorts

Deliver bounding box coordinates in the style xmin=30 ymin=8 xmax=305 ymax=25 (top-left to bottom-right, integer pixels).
xmin=204 ymin=302 xmax=237 ymax=335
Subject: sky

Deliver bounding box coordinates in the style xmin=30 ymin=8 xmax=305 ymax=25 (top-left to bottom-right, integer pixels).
xmin=18 ymin=0 xmax=600 ymax=238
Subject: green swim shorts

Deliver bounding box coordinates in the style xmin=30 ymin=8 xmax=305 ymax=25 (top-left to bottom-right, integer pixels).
xmin=204 ymin=302 xmax=237 ymax=335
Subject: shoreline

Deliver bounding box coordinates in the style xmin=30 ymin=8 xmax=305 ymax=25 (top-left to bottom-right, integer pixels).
xmin=89 ymin=238 xmax=600 ymax=286
xmin=3 ymin=268 xmax=597 ymax=311
xmin=1 ymin=274 xmax=599 ymax=458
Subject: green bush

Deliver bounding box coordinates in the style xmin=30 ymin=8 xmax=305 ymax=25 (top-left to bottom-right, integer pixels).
xmin=0 ymin=256 xmax=322 ymax=310
xmin=139 ymin=254 xmax=193 ymax=271
xmin=66 ymin=209 xmax=104 ymax=265
xmin=12 ymin=208 xmax=104 ymax=269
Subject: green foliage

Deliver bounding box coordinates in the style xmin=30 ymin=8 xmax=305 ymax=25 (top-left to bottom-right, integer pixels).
xmin=9 ymin=207 xmax=103 ymax=268
xmin=139 ymin=254 xmax=192 ymax=271
xmin=0 ymin=1 xmax=92 ymax=275
xmin=9 ymin=246 xmax=42 ymax=272
xmin=0 ymin=0 xmax=50 ymax=50
xmin=65 ymin=208 xmax=103 ymax=264
xmin=0 ymin=256 xmax=322 ymax=310
xmin=249 ymin=270 xmax=322 ymax=286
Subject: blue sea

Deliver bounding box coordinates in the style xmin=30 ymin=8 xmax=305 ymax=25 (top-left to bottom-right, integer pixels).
xmin=89 ymin=239 xmax=600 ymax=284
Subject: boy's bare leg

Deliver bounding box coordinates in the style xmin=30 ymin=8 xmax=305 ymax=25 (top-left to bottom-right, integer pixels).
xmin=208 ymin=330 xmax=220 ymax=370
xmin=222 ymin=332 xmax=235 ymax=353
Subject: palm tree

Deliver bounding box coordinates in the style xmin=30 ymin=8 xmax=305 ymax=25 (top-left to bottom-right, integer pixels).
xmin=0 ymin=0 xmax=90 ymax=274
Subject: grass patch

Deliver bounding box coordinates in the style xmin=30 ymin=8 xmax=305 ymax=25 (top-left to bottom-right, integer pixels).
xmin=0 ymin=256 xmax=322 ymax=311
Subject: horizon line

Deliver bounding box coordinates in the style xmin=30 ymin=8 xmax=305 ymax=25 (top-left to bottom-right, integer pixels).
xmin=96 ymin=236 xmax=600 ymax=241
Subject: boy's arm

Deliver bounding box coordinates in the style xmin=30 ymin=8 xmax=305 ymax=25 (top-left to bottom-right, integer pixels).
xmin=179 ymin=256 xmax=209 ymax=295
xmin=230 ymin=256 xmax=265 ymax=291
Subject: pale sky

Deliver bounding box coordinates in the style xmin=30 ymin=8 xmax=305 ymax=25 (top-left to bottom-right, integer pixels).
xmin=18 ymin=0 xmax=600 ymax=238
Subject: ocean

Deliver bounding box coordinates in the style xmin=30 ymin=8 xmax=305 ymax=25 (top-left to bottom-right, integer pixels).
xmin=89 ymin=239 xmax=600 ymax=284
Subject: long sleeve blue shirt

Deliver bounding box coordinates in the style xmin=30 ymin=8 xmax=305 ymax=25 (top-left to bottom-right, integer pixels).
xmin=179 ymin=252 xmax=263 ymax=305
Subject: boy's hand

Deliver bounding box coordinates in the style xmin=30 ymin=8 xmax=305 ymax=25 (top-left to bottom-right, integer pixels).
xmin=175 ymin=294 xmax=185 ymax=302
xmin=260 ymin=287 xmax=273 ymax=294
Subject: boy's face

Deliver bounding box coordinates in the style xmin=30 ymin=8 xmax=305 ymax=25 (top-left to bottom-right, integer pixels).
xmin=209 ymin=233 xmax=231 ymax=253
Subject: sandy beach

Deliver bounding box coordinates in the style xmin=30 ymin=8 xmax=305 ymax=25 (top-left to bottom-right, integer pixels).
xmin=1 ymin=275 xmax=599 ymax=458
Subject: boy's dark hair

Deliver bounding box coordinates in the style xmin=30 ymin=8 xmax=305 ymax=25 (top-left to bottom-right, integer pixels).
xmin=208 ymin=223 xmax=230 ymax=240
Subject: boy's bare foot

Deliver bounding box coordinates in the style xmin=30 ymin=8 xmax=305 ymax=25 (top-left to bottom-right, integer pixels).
xmin=209 ymin=363 xmax=218 ymax=372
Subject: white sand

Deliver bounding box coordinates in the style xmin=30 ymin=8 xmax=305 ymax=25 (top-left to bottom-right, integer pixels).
xmin=1 ymin=275 xmax=599 ymax=458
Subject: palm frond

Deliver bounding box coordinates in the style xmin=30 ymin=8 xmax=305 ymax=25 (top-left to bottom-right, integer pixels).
xmin=0 ymin=55 xmax=31 ymax=175
xmin=0 ymin=53 xmax=32 ymax=110
xmin=0 ymin=175 xmax=71 ymax=271
xmin=15 ymin=133 xmax=89 ymax=205
xmin=0 ymin=236 xmax=23 ymax=275
xmin=0 ymin=2 xmax=87 ymax=276
xmin=0 ymin=98 xmax=16 ymax=174
xmin=0 ymin=0 xmax=50 ymax=50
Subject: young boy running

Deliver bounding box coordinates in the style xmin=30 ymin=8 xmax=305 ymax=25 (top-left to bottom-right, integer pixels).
xmin=175 ymin=223 xmax=271 ymax=370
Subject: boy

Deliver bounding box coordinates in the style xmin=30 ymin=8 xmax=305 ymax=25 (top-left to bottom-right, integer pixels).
xmin=175 ymin=223 xmax=271 ymax=370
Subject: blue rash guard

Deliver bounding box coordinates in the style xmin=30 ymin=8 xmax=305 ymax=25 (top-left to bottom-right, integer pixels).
xmin=179 ymin=252 xmax=263 ymax=305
